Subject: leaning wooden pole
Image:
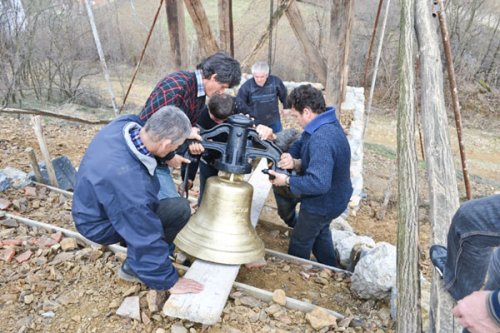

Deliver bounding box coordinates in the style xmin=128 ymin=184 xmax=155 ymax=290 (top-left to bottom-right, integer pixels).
xmin=362 ymin=0 xmax=384 ymax=89
xmin=435 ymin=0 xmax=472 ymax=200
xmin=84 ymin=0 xmax=119 ymax=116
xmin=415 ymin=0 xmax=460 ymax=331
xmin=120 ymin=0 xmax=164 ymax=113
xmin=395 ymin=0 xmax=420 ymax=330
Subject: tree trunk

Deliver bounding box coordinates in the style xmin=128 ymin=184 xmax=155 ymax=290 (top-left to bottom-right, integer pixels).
xmin=415 ymin=0 xmax=461 ymax=331
xmin=166 ymin=0 xmax=188 ymax=69
xmin=183 ymin=0 xmax=219 ymax=56
xmin=395 ymin=0 xmax=420 ymax=331
xmin=218 ymin=0 xmax=231 ymax=54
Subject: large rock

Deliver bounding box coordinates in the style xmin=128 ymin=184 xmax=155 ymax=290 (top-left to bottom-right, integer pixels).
xmin=1 ymin=167 xmax=30 ymax=189
xmin=0 ymin=172 xmax=10 ymax=192
xmin=351 ymin=242 xmax=396 ymax=299
xmin=335 ymin=233 xmax=375 ymax=268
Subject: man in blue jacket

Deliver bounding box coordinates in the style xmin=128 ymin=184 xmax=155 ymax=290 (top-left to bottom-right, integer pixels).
xmin=235 ymin=61 xmax=288 ymax=133
xmin=72 ymin=106 xmax=203 ymax=294
xmin=269 ymin=85 xmax=352 ymax=267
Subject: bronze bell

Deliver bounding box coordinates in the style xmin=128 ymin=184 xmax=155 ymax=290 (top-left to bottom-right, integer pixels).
xmin=174 ymin=114 xmax=283 ymax=265
xmin=174 ymin=173 xmax=265 ymax=265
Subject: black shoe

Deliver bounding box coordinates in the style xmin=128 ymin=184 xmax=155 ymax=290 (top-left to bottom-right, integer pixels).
xmin=429 ymin=245 xmax=447 ymax=278
xmin=118 ymin=260 xmax=142 ymax=283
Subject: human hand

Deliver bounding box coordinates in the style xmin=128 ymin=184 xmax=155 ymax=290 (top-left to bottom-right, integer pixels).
xmin=255 ymin=124 xmax=276 ymax=141
xmin=188 ymin=142 xmax=204 ymax=155
xmin=277 ymin=153 xmax=294 ymax=170
xmin=268 ymin=170 xmax=288 ymax=187
xmin=166 ymin=154 xmax=190 ymax=169
xmin=188 ymin=127 xmax=202 ymax=141
xmin=168 ymin=277 xmax=204 ymax=294
xmin=452 ymin=290 xmax=500 ymax=333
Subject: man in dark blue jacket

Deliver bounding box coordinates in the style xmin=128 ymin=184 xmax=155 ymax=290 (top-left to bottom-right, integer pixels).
xmin=269 ymin=85 xmax=352 ymax=267
xmin=235 ymin=61 xmax=288 ymax=133
xmin=72 ymin=106 xmax=203 ymax=294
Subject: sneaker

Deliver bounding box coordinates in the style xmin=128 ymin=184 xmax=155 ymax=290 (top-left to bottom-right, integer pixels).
xmin=429 ymin=245 xmax=447 ymax=278
xmin=118 ymin=260 xmax=142 ymax=283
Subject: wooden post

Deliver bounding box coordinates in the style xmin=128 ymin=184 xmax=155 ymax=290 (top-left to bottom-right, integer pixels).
xmin=166 ymin=0 xmax=187 ymax=69
xmin=26 ymin=148 xmax=43 ymax=183
xmin=218 ymin=0 xmax=231 ymax=53
xmin=326 ymin=0 xmax=354 ymax=109
xmin=435 ymin=0 xmax=472 ymax=200
xmin=285 ymin=0 xmax=327 ymax=83
xmin=395 ymin=0 xmax=420 ymax=330
xmin=415 ymin=0 xmax=461 ymax=331
xmin=184 ymin=0 xmax=219 ymax=55
xmin=83 ymin=0 xmax=119 ymax=116
xmin=31 ymin=116 xmax=58 ymax=187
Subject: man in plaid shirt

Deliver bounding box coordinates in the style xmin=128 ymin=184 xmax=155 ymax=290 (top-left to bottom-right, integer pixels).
xmin=139 ymin=52 xmax=241 ymax=199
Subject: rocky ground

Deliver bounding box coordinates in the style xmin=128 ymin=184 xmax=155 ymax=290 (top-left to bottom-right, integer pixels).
xmin=0 ymin=108 xmax=498 ymax=333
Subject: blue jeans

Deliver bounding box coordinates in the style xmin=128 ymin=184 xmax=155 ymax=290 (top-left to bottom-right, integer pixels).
xmin=443 ymin=195 xmax=500 ymax=300
xmin=198 ymin=161 xmax=219 ymax=206
xmin=156 ymin=166 xmax=180 ymax=199
xmin=273 ymin=187 xmax=338 ymax=266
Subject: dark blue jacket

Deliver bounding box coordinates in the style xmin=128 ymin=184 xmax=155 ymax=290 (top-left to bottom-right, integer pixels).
xmin=288 ymin=107 xmax=353 ymax=217
xmin=235 ymin=75 xmax=288 ymax=127
xmin=72 ymin=115 xmax=178 ymax=290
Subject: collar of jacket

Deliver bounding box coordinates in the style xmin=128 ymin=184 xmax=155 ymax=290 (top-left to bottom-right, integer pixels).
xmin=304 ymin=106 xmax=337 ymax=134
xmin=122 ymin=122 xmax=157 ymax=176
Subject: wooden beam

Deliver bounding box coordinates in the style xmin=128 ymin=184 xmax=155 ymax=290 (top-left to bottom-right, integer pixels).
xmin=415 ymin=0 xmax=461 ymax=331
xmin=163 ymin=158 xmax=271 ymax=324
xmin=1 ymin=107 xmax=111 ymax=125
xmin=326 ymin=0 xmax=354 ymax=108
xmin=166 ymin=0 xmax=187 ymax=69
xmin=31 ymin=116 xmax=59 ymax=188
xmin=26 ymin=148 xmax=43 ymax=183
xmin=183 ymin=0 xmax=219 ymax=55
xmin=218 ymin=0 xmax=231 ymax=53
xmin=285 ymin=0 xmax=327 ymax=83
xmin=241 ymin=0 xmax=292 ymax=69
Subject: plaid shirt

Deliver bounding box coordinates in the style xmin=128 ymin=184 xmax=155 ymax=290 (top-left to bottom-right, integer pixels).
xmin=129 ymin=126 xmax=152 ymax=157
xmin=139 ymin=70 xmax=206 ymax=126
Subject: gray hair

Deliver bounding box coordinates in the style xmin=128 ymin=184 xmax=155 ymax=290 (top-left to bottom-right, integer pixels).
xmin=251 ymin=61 xmax=269 ymax=75
xmin=144 ymin=106 xmax=191 ymax=144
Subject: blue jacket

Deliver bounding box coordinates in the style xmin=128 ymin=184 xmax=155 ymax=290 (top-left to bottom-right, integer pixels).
xmin=72 ymin=115 xmax=178 ymax=290
xmin=288 ymin=107 xmax=353 ymax=217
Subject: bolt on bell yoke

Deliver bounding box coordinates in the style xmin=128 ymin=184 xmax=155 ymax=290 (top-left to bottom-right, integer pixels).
xmin=173 ymin=114 xmax=284 ymax=265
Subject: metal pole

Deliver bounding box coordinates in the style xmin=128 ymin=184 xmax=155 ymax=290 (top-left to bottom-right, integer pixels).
xmin=436 ymin=0 xmax=472 ymax=200
xmin=84 ymin=0 xmax=119 ymax=116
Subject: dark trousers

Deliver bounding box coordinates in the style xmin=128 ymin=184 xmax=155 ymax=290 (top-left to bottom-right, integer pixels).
xmin=273 ymin=187 xmax=338 ymax=266
xmin=86 ymin=197 xmax=191 ymax=257
xmin=443 ymin=195 xmax=500 ymax=300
